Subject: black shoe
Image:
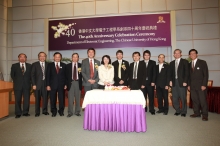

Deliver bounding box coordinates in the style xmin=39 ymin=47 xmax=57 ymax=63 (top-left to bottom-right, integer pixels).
xmin=150 ymin=111 xmax=155 ymax=115
xmin=23 ymin=113 xmax=30 ymax=117
xmin=35 ymin=114 xmax=40 ymax=117
xmin=59 ymin=113 xmax=64 ymax=116
xmin=156 ymin=111 xmax=163 ymax=114
xmin=75 ymin=113 xmax=81 ymax=116
xmin=67 ymin=114 xmax=72 ymax=117
xmin=163 ymin=112 xmax=168 ymax=115
xmin=15 ymin=115 xmax=21 ymax=118
xmin=190 ymin=114 xmax=201 ymax=118
xmin=43 ymin=112 xmax=49 ymax=115
xmin=52 ymin=114 xmax=56 ymax=117
xmin=202 ymin=116 xmax=208 ymax=121
xmin=145 ymin=107 xmax=148 ymax=112
xmin=174 ymin=113 xmax=180 ymax=116
xmin=181 ymin=114 xmax=186 ymax=117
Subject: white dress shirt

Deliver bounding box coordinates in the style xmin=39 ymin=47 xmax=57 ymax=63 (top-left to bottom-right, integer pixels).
xmin=40 ymin=61 xmax=45 ymax=79
xmin=54 ymin=62 xmax=60 ymax=68
xmin=72 ymin=62 xmax=78 ymax=80
xmin=98 ymin=64 xmax=114 ymax=85
xmin=159 ymin=63 xmax=163 ymax=73
xmin=40 ymin=61 xmax=45 ymax=67
xmin=144 ymin=60 xmax=149 ymax=69
xmin=175 ymin=58 xmax=180 ymax=66
xmin=133 ymin=61 xmax=139 ymax=79
xmin=20 ymin=62 xmax=26 ymax=71
xmin=192 ymin=58 xmax=198 ymax=67
xmin=89 ymin=58 xmax=94 ymax=73
xmin=118 ymin=60 xmax=122 ymax=64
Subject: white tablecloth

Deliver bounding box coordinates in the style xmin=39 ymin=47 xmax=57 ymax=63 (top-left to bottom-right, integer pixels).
xmin=82 ymin=90 xmax=146 ymax=108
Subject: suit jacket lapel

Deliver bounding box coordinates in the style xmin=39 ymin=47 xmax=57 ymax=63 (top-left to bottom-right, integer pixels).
xmin=37 ymin=62 xmax=42 ymax=76
xmin=23 ymin=63 xmax=27 ymax=75
xmin=116 ymin=60 xmax=119 ymax=70
xmin=53 ymin=62 xmax=57 ymax=74
xmin=156 ymin=65 xmax=159 ymax=74
xmin=93 ymin=59 xmax=97 ymax=77
xmin=137 ymin=61 xmax=142 ymax=74
xmin=160 ymin=64 xmax=164 ymax=74
xmin=147 ymin=60 xmax=150 ymax=69
xmin=45 ymin=62 xmax=48 ymax=72
xmin=17 ymin=63 xmax=23 ymax=74
xmin=130 ymin=62 xmax=134 ymax=76
xmin=77 ymin=62 xmax=81 ymax=75
xmin=178 ymin=59 xmax=182 ymax=70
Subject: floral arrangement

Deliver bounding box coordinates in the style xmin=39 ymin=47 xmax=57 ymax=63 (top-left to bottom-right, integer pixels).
xmin=108 ymin=64 xmax=112 ymax=69
xmin=95 ymin=63 xmax=99 ymax=71
xmin=51 ymin=22 xmax=76 ymax=38
xmin=78 ymin=68 xmax=81 ymax=73
xmin=121 ymin=62 xmax=126 ymax=70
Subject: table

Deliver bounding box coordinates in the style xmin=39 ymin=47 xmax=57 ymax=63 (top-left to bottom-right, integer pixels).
xmin=207 ymin=87 xmax=220 ymax=114
xmin=189 ymin=87 xmax=220 ymax=114
xmin=82 ymin=90 xmax=146 ymax=132
xmin=0 ymin=81 xmax=13 ymax=119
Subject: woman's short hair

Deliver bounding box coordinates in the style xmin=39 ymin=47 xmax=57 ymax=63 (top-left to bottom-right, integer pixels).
xmin=101 ymin=55 xmax=111 ymax=64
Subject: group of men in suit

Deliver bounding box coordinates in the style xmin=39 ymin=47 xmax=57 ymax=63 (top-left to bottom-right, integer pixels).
xmin=10 ymin=48 xmax=209 ymax=121
xmin=11 ymin=52 xmax=82 ymax=118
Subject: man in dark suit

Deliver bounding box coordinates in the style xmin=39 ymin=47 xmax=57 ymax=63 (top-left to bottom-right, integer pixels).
xmin=46 ymin=52 xmax=67 ymax=117
xmin=10 ymin=53 xmax=31 ymax=118
xmin=155 ymin=54 xmax=170 ymax=115
xmin=170 ymin=49 xmax=189 ymax=117
xmin=66 ymin=53 xmax=82 ymax=117
xmin=81 ymin=48 xmax=100 ymax=93
xmin=112 ymin=50 xmax=129 ymax=86
xmin=31 ymin=52 xmax=49 ymax=117
xmin=141 ymin=50 xmax=156 ymax=115
xmin=188 ymin=49 xmax=209 ymax=121
xmin=128 ymin=52 xmax=146 ymax=90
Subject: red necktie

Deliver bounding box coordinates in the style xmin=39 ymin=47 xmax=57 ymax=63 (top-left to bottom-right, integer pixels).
xmin=90 ymin=60 xmax=94 ymax=79
xmin=56 ymin=63 xmax=59 ymax=74
xmin=73 ymin=63 xmax=77 ymax=80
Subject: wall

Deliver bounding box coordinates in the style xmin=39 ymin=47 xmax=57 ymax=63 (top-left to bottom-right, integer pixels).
xmin=6 ymin=0 xmax=220 ymax=86
xmin=0 ymin=0 xmax=7 ymax=81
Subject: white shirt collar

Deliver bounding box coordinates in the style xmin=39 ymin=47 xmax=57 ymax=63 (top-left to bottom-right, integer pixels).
xmin=193 ymin=58 xmax=198 ymax=62
xmin=20 ymin=62 xmax=25 ymax=66
xmin=175 ymin=58 xmax=180 ymax=62
xmin=40 ymin=61 xmax=45 ymax=65
xmin=72 ymin=62 xmax=78 ymax=66
xmin=144 ymin=60 xmax=149 ymax=63
xmin=159 ymin=63 xmax=163 ymax=66
xmin=55 ymin=62 xmax=60 ymax=67
xmin=192 ymin=58 xmax=198 ymax=65
xmin=118 ymin=60 xmax=122 ymax=63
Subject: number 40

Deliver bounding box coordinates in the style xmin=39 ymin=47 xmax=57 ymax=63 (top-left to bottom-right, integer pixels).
xmin=66 ymin=29 xmax=75 ymax=37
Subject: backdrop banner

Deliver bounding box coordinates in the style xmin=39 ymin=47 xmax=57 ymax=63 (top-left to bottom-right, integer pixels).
xmin=49 ymin=13 xmax=171 ymax=50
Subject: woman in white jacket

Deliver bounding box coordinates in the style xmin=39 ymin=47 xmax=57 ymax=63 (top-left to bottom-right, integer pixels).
xmin=98 ymin=55 xmax=114 ymax=89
